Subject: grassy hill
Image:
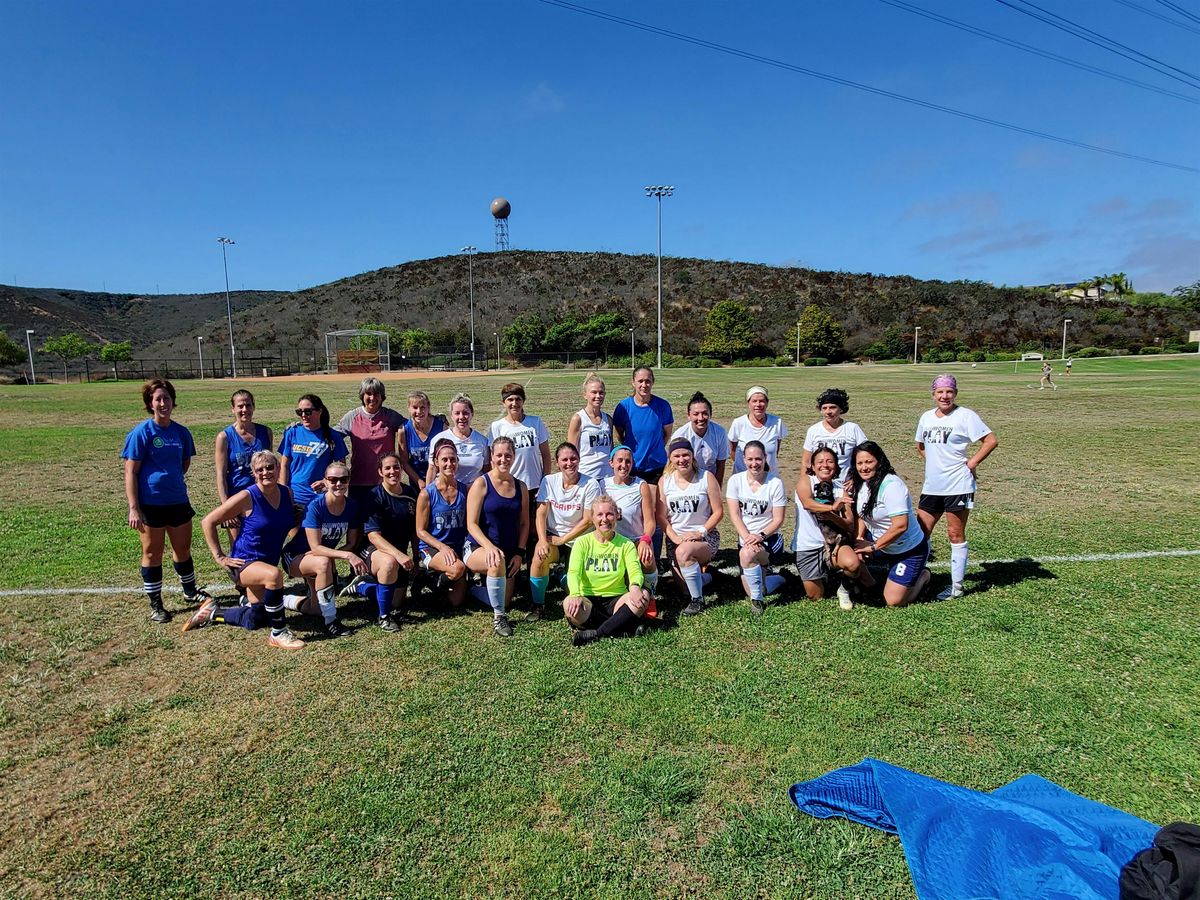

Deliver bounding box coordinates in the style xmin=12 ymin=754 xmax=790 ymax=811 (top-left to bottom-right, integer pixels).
xmin=3 ymin=252 xmax=1195 ymax=362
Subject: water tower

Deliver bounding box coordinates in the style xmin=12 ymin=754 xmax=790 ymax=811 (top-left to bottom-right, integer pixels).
xmin=490 ymin=197 xmax=510 ymax=251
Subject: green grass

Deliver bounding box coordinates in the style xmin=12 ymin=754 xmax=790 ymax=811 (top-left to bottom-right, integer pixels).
xmin=1 ymin=355 xmax=1198 ymax=897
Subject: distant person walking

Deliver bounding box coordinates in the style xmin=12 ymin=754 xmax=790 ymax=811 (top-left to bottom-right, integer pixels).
xmin=1039 ymin=361 xmax=1056 ymax=391
xmin=1065 ymin=357 xmax=1073 ymax=377
xmin=122 ymin=379 xmax=209 ymax=624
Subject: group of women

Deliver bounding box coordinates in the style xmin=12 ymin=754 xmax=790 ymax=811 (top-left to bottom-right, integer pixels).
xmin=121 ymin=367 xmax=997 ymax=649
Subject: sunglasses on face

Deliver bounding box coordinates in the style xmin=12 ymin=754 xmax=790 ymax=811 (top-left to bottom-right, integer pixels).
xmin=296 ymin=408 xmax=318 ymax=416
xmin=326 ymin=475 xmax=349 ymax=484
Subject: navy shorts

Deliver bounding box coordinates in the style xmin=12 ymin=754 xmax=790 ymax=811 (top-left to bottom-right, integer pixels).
xmin=883 ymin=538 xmax=930 ymax=587
xmin=918 ymin=493 xmax=975 ymax=514
xmin=141 ymin=503 xmax=195 ymax=529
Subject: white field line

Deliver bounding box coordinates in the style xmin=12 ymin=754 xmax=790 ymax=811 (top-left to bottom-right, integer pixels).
xmin=0 ymin=548 xmax=1197 ymax=598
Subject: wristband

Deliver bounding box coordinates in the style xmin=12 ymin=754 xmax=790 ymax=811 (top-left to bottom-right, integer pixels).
xmin=638 ymin=534 xmax=653 ymax=544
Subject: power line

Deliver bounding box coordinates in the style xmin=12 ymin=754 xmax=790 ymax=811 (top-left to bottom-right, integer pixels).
xmin=1110 ymin=0 xmax=1200 ymax=36
xmin=1150 ymin=0 xmax=1200 ymax=25
xmin=994 ymin=0 xmax=1200 ymax=89
xmin=534 ymin=0 xmax=1200 ymax=174
xmin=877 ymin=0 xmax=1200 ymax=105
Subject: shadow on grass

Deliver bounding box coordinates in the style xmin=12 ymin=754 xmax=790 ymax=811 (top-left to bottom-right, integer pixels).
xmin=964 ymin=557 xmax=1058 ymax=595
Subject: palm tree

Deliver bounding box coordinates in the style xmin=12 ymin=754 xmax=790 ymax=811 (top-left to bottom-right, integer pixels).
xmin=1109 ymin=272 xmax=1132 ymax=296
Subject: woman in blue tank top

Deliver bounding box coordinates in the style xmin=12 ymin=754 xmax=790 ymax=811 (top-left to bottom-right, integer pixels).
xmin=464 ymin=436 xmax=529 ymax=637
xmin=214 ymin=389 xmax=274 ymax=545
xmin=401 ymin=390 xmax=445 ymax=488
xmin=415 ymin=439 xmax=469 ymax=608
xmin=191 ymin=450 xmax=304 ymax=649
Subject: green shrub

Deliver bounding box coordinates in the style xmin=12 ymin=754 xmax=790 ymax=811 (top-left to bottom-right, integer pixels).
xmin=957 ymin=350 xmax=987 ymax=363
xmin=661 ymin=353 xmax=693 ymax=369
xmin=695 ymin=357 xmax=723 ymax=368
xmin=774 ymin=355 xmax=794 ymax=367
xmin=872 ymin=358 xmax=910 ymax=365
xmin=1138 ymin=346 xmax=1164 ymax=355
xmin=803 ymin=357 xmax=829 ymax=367
xmin=731 ymin=357 xmax=777 ymax=368
xmin=1073 ymin=347 xmax=1109 ymax=358
xmin=537 ymin=359 xmax=566 ymax=369
xmin=985 ymin=351 xmax=1021 ymax=361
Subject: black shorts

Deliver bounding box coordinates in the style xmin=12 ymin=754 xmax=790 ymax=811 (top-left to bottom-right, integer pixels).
xmin=359 ymin=545 xmax=412 ymax=584
xmin=580 ymin=596 xmax=621 ymax=629
xmin=633 ymin=466 xmax=664 ymax=484
xmin=918 ymin=493 xmax=975 ymax=514
xmin=141 ymin=502 xmax=195 ymax=529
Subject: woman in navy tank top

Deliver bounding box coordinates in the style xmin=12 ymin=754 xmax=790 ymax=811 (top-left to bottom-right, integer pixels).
xmin=190 ymin=450 xmax=304 ymax=649
xmin=464 ymin=436 xmax=529 ymax=637
xmin=214 ymin=389 xmax=274 ymax=546
xmin=415 ymin=439 xmax=470 ymax=608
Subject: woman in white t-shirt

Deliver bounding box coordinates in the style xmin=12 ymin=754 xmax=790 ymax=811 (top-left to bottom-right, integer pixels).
xmin=793 ymin=446 xmax=874 ymax=609
xmin=427 ymin=393 xmax=491 ymax=486
xmin=850 ymin=441 xmax=930 ymax=607
xmin=914 ymin=374 xmax=998 ymax=600
xmin=657 ymin=439 xmax=723 ymax=617
xmin=670 ymin=391 xmax=729 ymax=485
xmin=567 ymin=372 xmax=614 ymax=480
xmin=728 ymin=385 xmax=788 ymax=474
xmin=528 ymin=442 xmax=599 ymax=620
xmin=725 ymin=441 xmax=787 ymax=616
xmin=801 ymin=388 xmax=867 ymax=491
xmin=598 ymin=445 xmax=658 ymax=596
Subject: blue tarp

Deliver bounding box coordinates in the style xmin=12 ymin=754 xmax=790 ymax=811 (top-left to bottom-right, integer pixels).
xmin=790 ymin=758 xmax=1157 ymax=900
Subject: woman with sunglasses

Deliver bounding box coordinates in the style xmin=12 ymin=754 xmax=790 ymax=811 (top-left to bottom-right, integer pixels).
xmin=279 ymin=393 xmax=348 ymax=516
xmin=416 ymin=439 xmax=470 ymax=608
xmin=464 ymin=436 xmax=529 ymax=638
xmin=657 ymin=439 xmax=723 ymax=617
xmin=187 ymin=450 xmax=303 ymax=649
xmin=280 ymin=461 xmax=366 ymax=638
xmin=428 ymin=392 xmax=490 ymax=486
xmin=122 ymin=379 xmax=208 ymax=624
xmin=213 ymin=389 xmax=273 ymax=547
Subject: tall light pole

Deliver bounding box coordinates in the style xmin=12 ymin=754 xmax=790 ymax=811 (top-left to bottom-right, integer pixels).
xmin=493 ymin=331 xmax=500 ymax=370
xmin=644 ymin=185 xmax=674 ymax=369
xmin=197 ymin=336 xmax=205 ymax=380
xmin=25 ymin=329 xmax=35 ymax=385
xmin=1061 ymin=318 xmax=1072 ymax=360
xmin=461 ymin=245 xmax=477 ymax=370
xmin=217 ymin=237 xmax=236 ymax=377
xmin=913 ymin=326 xmax=922 ymax=364
xmin=795 ymin=320 xmax=801 ymax=366
xmin=630 ymin=327 xmax=635 ymax=366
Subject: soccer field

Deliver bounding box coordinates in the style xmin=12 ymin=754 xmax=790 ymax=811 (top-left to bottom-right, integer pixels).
xmin=3 ymin=356 xmax=1198 ymax=897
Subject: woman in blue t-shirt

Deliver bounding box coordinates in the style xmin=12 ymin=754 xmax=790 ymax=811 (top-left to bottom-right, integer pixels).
xmin=120 ymin=379 xmax=209 ymax=624
xmin=281 ymin=461 xmax=366 ymax=638
xmin=214 ymin=389 xmax=273 ymax=547
xmin=416 ymin=439 xmax=470 ymax=609
xmin=279 ymin=393 xmax=348 ymax=514
xmin=612 ymin=365 xmax=673 ymax=558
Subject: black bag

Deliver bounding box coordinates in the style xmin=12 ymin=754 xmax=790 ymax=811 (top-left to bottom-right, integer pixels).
xmin=1120 ymin=822 xmax=1200 ymax=900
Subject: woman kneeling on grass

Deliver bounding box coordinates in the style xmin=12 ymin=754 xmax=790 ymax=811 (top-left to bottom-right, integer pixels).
xmin=528 ymin=442 xmax=599 ymax=621
xmin=658 ymin=439 xmax=724 ymax=616
xmin=343 ymin=452 xmax=418 ymax=633
xmin=725 ymin=440 xmax=788 ymax=617
xmin=564 ymin=496 xmax=651 ymax=646
xmin=850 ymin=441 xmax=930 ymax=608
xmin=415 ymin=439 xmax=470 ymax=609
xmin=188 ymin=450 xmax=303 ymax=649
xmin=122 ymin=378 xmax=209 ymax=623
xmin=464 ymin=437 xmax=529 ymax=638
xmin=280 ymin=461 xmax=366 ymax=638
xmin=793 ymin=445 xmax=874 ymax=610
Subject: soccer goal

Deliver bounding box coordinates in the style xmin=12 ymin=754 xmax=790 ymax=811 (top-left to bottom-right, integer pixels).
xmin=325 ymin=329 xmax=391 ymax=374
xmin=1014 ymin=351 xmax=1045 ymax=374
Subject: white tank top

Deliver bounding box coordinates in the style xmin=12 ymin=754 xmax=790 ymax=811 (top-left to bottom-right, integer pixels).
xmin=661 ymin=470 xmax=710 ymax=533
xmin=598 ymin=475 xmax=645 ymax=540
xmin=575 ymin=408 xmax=613 ymax=479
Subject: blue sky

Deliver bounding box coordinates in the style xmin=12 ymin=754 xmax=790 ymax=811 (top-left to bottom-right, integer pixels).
xmin=2 ymin=0 xmax=1197 ymax=294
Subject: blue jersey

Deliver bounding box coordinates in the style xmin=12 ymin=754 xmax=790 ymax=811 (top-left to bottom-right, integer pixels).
xmin=230 ymin=484 xmax=294 ymax=565
xmin=479 ymin=474 xmax=524 ymax=558
xmin=419 ymin=481 xmax=468 ymax=555
xmin=613 ymin=395 xmax=674 ymax=472
xmin=403 ymin=415 xmax=446 ymax=475
xmin=223 ymin=423 xmax=272 ymax=494
xmin=285 ymin=494 xmax=360 ymax=556
xmin=278 ymin=424 xmax=348 ymax=508
xmin=365 ymin=482 xmax=419 ymax=553
xmin=121 ymin=418 xmax=197 ymax=506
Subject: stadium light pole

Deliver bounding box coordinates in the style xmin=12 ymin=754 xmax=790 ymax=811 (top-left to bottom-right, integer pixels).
xmin=644 ymin=185 xmax=674 ymax=370
xmin=630 ymin=327 xmax=635 ymax=365
xmin=462 ymin=245 xmax=477 ymax=371
xmin=494 ymin=331 xmax=500 ymax=370
xmin=913 ymin=326 xmax=922 ymax=364
xmin=795 ymin=320 xmax=801 ymax=366
xmin=197 ymin=336 xmax=204 ymax=380
xmin=25 ymin=329 xmax=36 ymax=385
xmin=1061 ymin=318 xmax=1071 ymax=360
xmin=217 ymin=237 xmax=236 ymax=377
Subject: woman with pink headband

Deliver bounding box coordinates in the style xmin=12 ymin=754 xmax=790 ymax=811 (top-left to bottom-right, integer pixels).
xmin=914 ymin=374 xmax=998 ymax=600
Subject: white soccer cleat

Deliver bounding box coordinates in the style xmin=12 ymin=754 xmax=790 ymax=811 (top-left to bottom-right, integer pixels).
xmin=836 ymin=585 xmax=853 ymax=611
xmin=936 ymin=583 xmax=964 ymax=601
